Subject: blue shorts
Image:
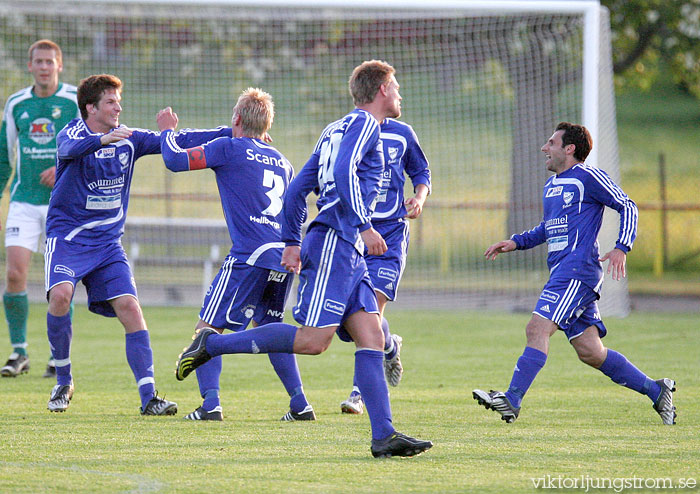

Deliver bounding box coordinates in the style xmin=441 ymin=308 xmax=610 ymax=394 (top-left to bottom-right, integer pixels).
xmin=365 ymin=220 xmax=409 ymax=301
xmin=199 ymin=256 xmax=292 ymax=331
xmin=44 ymin=237 xmax=137 ymax=317
xmin=293 ymin=225 xmax=378 ymax=330
xmin=533 ymin=277 xmax=607 ymax=341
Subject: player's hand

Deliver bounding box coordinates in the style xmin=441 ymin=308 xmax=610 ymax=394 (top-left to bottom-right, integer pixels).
xmin=100 ymin=126 xmax=132 ymax=145
xmin=599 ymin=248 xmax=626 ymax=281
xmin=39 ymin=166 xmax=56 ymax=188
xmin=484 ymin=239 xmax=516 ymax=260
xmin=281 ymin=246 xmax=302 ymax=275
xmin=262 ymin=132 xmax=273 ymax=143
xmin=361 ymin=227 xmax=387 ymax=256
xmin=404 ymin=197 xmax=425 ymax=219
xmin=404 ymin=184 xmax=429 ymax=219
xmin=156 ymin=107 xmax=178 ymax=131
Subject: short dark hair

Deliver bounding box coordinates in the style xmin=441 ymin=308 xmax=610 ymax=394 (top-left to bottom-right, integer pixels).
xmin=348 ymin=60 xmax=395 ymax=106
xmin=77 ymin=74 xmax=122 ymax=119
xmin=555 ymin=122 xmax=592 ymax=162
xmin=28 ymin=39 xmax=62 ymax=65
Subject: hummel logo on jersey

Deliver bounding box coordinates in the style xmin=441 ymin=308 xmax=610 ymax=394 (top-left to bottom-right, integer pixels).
xmin=20 ymin=111 xmax=29 ymax=119
xmin=251 ymin=340 xmax=260 ymax=354
xmin=541 ymin=304 xmax=551 ymax=313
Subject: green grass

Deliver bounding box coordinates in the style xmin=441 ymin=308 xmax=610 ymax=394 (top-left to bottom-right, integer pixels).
xmin=0 ymin=305 xmax=697 ymax=493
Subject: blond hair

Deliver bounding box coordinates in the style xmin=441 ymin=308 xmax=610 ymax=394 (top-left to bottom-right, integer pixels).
xmin=233 ymin=87 xmax=274 ymax=137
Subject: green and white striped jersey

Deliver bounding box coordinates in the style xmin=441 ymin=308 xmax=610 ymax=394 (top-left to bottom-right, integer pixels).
xmin=0 ymin=83 xmax=79 ymax=205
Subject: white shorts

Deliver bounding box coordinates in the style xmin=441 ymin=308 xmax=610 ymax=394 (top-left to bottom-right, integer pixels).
xmin=4 ymin=201 xmax=48 ymax=252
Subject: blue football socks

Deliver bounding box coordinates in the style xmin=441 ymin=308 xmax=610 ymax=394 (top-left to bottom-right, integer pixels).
xmin=197 ymin=356 xmax=222 ymax=411
xmin=598 ymin=349 xmax=662 ymax=402
xmin=205 ymin=322 xmax=296 ymax=355
xmin=125 ymin=330 xmax=156 ymax=410
xmin=354 ymin=349 xmax=394 ymax=440
xmin=47 ymin=312 xmax=73 ymax=386
xmin=381 ymin=317 xmax=399 ymax=361
xmin=268 ymin=353 xmax=309 ymax=413
xmin=505 ymin=346 xmax=548 ymax=409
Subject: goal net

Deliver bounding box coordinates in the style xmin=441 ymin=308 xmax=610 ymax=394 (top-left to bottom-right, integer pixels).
xmin=0 ymin=0 xmax=629 ymax=316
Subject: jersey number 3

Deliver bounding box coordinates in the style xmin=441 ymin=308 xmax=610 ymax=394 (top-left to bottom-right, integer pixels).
xmin=261 ymin=169 xmax=284 ymax=217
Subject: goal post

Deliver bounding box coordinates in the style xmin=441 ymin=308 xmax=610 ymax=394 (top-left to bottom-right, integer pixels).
xmin=0 ymin=0 xmax=629 ymax=315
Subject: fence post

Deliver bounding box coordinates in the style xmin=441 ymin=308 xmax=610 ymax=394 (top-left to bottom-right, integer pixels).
xmin=653 ymin=152 xmax=667 ymax=277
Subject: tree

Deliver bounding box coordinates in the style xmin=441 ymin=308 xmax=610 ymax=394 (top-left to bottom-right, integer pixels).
xmin=603 ymin=0 xmax=700 ymax=96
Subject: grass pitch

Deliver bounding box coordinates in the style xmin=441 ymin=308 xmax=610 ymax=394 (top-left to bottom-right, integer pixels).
xmin=0 ymin=306 xmax=697 ymax=493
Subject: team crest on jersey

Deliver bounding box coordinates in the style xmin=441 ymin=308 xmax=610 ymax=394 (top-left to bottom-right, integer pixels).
xmin=388 ymin=146 xmax=399 ymax=161
xmin=29 ymin=117 xmax=55 ymax=144
xmin=119 ymin=151 xmax=130 ymax=170
xmin=545 ymin=186 xmax=563 ymax=197
xmin=52 ymin=106 xmax=62 ymax=119
xmin=563 ymin=191 xmax=574 ymax=205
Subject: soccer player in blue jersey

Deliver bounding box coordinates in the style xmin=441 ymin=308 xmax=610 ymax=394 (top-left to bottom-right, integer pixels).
xmin=0 ymin=40 xmax=79 ymax=378
xmin=157 ymin=88 xmax=314 ymax=422
xmin=175 ymin=60 xmax=433 ymax=457
xmin=339 ymin=119 xmax=431 ymax=415
xmin=44 ymin=74 xmax=232 ymax=414
xmin=473 ymin=122 xmax=676 ymax=425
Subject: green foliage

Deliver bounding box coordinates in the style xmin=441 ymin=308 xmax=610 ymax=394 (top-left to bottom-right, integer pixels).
xmin=604 ymin=0 xmax=700 ymax=98
xmin=0 ymin=305 xmax=697 ymax=493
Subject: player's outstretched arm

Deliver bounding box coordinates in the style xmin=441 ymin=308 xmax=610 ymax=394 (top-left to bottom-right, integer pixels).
xmin=599 ymin=247 xmax=627 ymax=281
xmin=484 ymin=239 xmax=517 ymax=260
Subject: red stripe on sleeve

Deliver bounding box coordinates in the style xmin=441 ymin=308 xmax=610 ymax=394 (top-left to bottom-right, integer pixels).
xmin=187 ymin=146 xmax=207 ymax=170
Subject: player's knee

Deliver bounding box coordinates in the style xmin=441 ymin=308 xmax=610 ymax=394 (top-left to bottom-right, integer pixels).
xmin=576 ymin=346 xmax=605 ymax=368
xmin=5 ymin=265 xmax=27 ymax=288
xmin=48 ymin=289 xmax=72 ymax=315
xmin=525 ymin=319 xmax=549 ymax=344
xmin=297 ymin=339 xmax=330 ymax=355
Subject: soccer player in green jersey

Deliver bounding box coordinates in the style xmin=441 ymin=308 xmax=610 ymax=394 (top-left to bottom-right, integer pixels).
xmin=0 ymin=40 xmax=78 ymax=377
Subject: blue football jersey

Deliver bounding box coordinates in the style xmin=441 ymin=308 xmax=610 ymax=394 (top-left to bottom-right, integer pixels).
xmin=374 ymin=118 xmax=431 ymax=222
xmin=161 ymin=131 xmax=294 ymax=270
xmin=510 ymin=163 xmax=638 ymax=293
xmin=281 ymin=109 xmax=383 ymax=252
xmin=46 ymin=118 xmax=231 ymax=245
